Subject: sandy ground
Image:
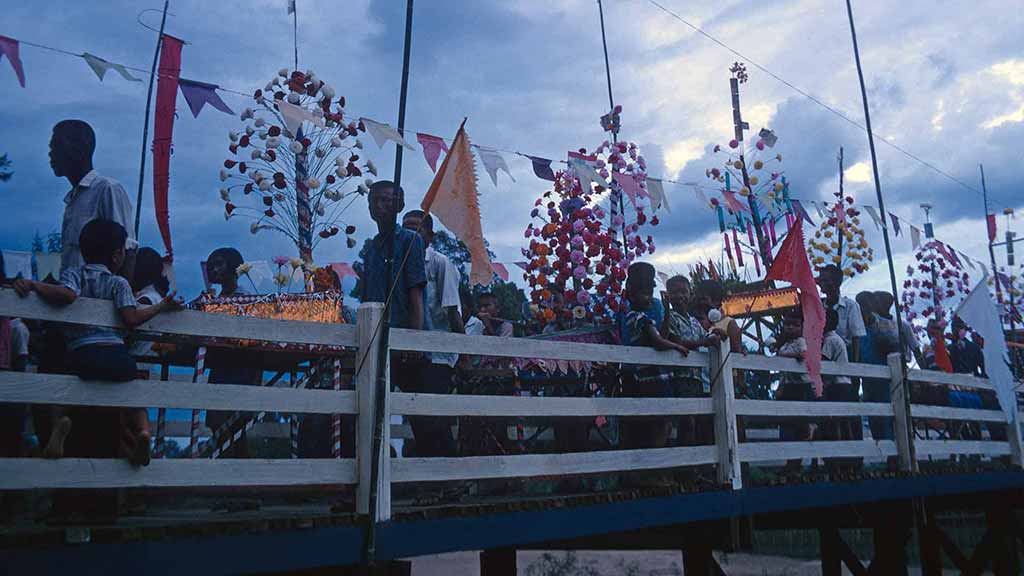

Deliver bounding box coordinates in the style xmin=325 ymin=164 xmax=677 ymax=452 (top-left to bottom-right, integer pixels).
xmin=407 ymin=550 xmax=964 ymax=575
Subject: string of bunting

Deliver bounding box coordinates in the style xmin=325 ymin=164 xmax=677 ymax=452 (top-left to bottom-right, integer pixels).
xmin=0 ymin=34 xmax=992 ymax=274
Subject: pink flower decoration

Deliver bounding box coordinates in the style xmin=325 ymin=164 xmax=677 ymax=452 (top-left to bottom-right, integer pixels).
xmin=756 ymin=140 xmax=765 ymax=150
xmin=729 ymin=139 xmax=739 ymax=149
xmin=577 ymin=291 xmax=592 ymax=305
xmin=573 ymin=265 xmax=587 ymax=279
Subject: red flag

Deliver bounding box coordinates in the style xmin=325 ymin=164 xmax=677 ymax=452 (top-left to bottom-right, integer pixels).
xmin=0 ymin=35 xmax=26 ymax=87
xmin=732 ymin=229 xmax=744 ymax=267
xmin=987 ymin=214 xmax=997 ymax=243
xmin=766 ymin=217 xmax=825 ymax=396
xmin=152 ymin=35 xmax=184 ymax=259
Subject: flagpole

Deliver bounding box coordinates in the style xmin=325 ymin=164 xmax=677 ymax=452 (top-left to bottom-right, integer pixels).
xmin=392 ymin=0 xmax=414 ymax=187
xmin=365 ymin=0 xmax=414 ymax=566
xmin=292 ymin=0 xmax=298 ymax=70
xmin=980 ymin=164 xmax=1003 ymax=302
xmin=845 ymin=0 xmax=914 ymax=464
xmin=134 ymin=0 xmax=170 ymax=241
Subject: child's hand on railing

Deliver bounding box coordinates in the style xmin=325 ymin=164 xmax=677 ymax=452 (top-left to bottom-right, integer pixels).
xmin=12 ymin=278 xmax=35 ymax=297
xmin=159 ymin=291 xmax=185 ymax=311
xmin=673 ymin=343 xmax=689 ymax=357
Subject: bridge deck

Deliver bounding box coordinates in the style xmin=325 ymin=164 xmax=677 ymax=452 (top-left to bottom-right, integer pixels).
xmin=3 ymin=469 xmax=1023 ymax=575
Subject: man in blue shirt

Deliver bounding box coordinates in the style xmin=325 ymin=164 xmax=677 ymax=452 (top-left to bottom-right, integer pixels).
xmin=360 ymin=181 xmax=447 ymax=457
xmin=360 ymin=181 xmax=426 ymax=330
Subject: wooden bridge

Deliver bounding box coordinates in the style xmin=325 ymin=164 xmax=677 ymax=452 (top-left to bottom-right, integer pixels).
xmin=1 ymin=288 xmax=1023 ymax=575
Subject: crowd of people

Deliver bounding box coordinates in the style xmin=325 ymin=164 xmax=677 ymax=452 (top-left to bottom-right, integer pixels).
xmin=0 ymin=120 xmax=1011 ymax=503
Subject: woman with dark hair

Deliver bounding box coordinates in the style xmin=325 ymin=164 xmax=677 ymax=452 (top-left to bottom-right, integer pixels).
xmin=131 ymin=247 xmax=169 ymax=306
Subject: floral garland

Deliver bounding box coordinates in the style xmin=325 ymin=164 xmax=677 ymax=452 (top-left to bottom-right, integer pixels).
xmin=807 ymin=192 xmax=873 ymax=278
xmin=521 ymin=128 xmax=657 ymax=324
xmin=218 ymin=67 xmax=372 ymax=263
xmin=901 ymin=239 xmax=972 ymax=334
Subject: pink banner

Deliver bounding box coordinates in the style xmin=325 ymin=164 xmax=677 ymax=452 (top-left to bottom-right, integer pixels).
xmin=0 ymin=35 xmax=25 ymax=87
xmin=152 ymin=35 xmax=184 ymax=258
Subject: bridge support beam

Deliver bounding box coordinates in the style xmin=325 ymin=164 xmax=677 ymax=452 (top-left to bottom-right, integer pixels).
xmin=479 ymin=547 xmax=517 ymax=576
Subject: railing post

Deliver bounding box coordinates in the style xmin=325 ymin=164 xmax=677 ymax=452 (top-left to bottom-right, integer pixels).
xmin=886 ymin=353 xmax=916 ymax=472
xmin=356 ymin=303 xmax=390 ymax=520
xmin=1007 ymin=411 xmax=1024 ymax=468
xmin=711 ymin=340 xmax=741 ymax=489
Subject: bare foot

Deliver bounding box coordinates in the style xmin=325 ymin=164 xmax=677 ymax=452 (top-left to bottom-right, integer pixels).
xmin=43 ymin=417 xmax=72 ymax=459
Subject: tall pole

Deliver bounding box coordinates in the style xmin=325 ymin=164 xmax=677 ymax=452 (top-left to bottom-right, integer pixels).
xmin=392 ymin=0 xmax=414 ymax=187
xmin=597 ymin=0 xmax=630 ymax=255
xmin=980 ymin=164 xmax=1003 ymax=302
xmin=845 ymin=0 xmax=913 ymax=460
xmin=366 ymin=1 xmax=413 ymax=566
xmin=134 ymin=0 xmax=170 ymax=240
xmin=292 ymin=2 xmax=298 ymax=71
xmin=730 ymin=74 xmax=772 ymax=267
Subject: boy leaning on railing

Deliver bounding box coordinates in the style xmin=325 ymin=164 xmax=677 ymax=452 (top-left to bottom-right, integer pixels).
xmin=13 ymin=218 xmax=182 ymax=467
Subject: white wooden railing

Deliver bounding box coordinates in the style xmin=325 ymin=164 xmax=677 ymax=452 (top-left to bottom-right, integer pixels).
xmin=0 ymin=290 xmax=1021 ymax=522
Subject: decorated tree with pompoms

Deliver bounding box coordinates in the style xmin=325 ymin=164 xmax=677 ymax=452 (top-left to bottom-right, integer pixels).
xmin=901 ymin=239 xmax=973 ymax=335
xmin=218 ymin=67 xmax=376 ymax=266
xmin=807 ymin=191 xmax=873 ymax=278
xmin=521 ymin=128 xmax=658 ymax=325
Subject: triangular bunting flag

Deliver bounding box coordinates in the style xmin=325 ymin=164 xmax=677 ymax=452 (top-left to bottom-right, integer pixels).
xmin=863 ymin=205 xmax=882 ymax=230
xmin=0 ymin=35 xmax=26 ymax=87
xmin=527 ymin=155 xmax=555 ymax=181
xmin=422 ymin=122 xmax=492 ymax=286
xmin=491 ymin=262 xmax=510 ymax=282
xmin=910 ymin=226 xmax=922 ymax=250
xmin=791 ymin=200 xmax=816 ymax=226
xmin=568 ymin=151 xmax=608 ymax=194
xmin=82 ymin=52 xmax=141 ymax=82
xmin=416 ymin=133 xmax=449 ymax=172
xmin=721 ymin=190 xmax=750 ymax=214
xmin=360 ymin=117 xmax=415 ymax=150
xmin=278 ymin=100 xmax=325 ymax=137
xmin=329 ymin=262 xmax=357 ymax=280
xmin=475 ymin=146 xmax=515 ymax=187
xmin=179 ymin=78 xmax=234 ymax=117
xmin=646 ymin=178 xmax=671 ymax=213
xmin=889 ymin=212 xmax=901 ymax=236
xmin=612 ymin=172 xmax=644 ymax=207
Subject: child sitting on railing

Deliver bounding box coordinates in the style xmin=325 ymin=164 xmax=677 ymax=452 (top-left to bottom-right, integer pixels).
xmin=13 ymin=219 xmax=182 ymax=466
xmin=773 ymin=308 xmax=815 ymax=473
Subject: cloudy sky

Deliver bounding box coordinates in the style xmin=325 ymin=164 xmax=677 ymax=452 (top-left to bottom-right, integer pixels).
xmin=1 ymin=0 xmax=1022 ymax=299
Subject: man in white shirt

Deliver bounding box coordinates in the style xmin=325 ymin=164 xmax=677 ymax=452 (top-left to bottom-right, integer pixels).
xmin=402 ymin=210 xmax=463 ymax=457
xmin=818 ymin=264 xmax=866 ymax=362
xmin=51 ymin=120 xmax=136 ymax=273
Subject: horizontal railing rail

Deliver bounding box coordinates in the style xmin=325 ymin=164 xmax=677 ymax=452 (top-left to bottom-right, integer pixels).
xmin=0 ymin=292 xmax=1021 ymax=523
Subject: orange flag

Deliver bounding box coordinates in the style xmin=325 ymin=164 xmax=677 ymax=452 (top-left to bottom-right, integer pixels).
xmin=421 ymin=121 xmax=493 ymax=286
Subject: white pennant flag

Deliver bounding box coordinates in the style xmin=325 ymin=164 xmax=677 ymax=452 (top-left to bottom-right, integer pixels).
xmin=569 ymin=154 xmax=608 ymax=194
xmin=863 ymin=205 xmax=882 ymax=230
xmin=811 ymin=201 xmax=825 ymax=219
xmin=82 ymin=53 xmax=141 ymax=82
xmin=475 ymin=146 xmax=515 ymax=187
xmin=277 ymin=100 xmax=325 ymax=137
xmin=956 ymin=280 xmax=1020 ymax=427
xmin=646 ymin=178 xmax=671 ymax=213
xmin=360 ymin=117 xmax=415 ymax=150
xmin=910 ymin=226 xmax=922 ymax=250
xmin=693 ymin=186 xmax=707 ymax=207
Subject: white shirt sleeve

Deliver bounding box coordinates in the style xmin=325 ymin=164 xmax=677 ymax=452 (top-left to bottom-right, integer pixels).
xmin=96 ymin=178 xmax=138 ymax=248
xmin=845 ymin=298 xmax=867 ymax=338
xmin=440 ymin=259 xmax=462 ymax=311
